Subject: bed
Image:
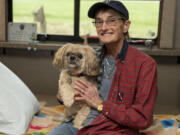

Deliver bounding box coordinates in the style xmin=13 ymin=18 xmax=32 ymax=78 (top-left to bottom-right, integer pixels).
xmin=0 ymin=61 xmax=180 ymax=135
xmin=24 ymin=105 xmax=180 ymax=135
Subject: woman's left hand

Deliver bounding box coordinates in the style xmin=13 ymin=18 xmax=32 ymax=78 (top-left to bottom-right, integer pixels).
xmin=74 ymin=79 xmax=102 ymax=109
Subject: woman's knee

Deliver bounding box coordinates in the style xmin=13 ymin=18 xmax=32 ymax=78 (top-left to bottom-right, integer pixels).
xmin=47 ymin=122 xmax=78 ymax=135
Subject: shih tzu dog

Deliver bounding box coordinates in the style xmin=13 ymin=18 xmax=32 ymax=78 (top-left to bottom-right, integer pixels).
xmin=53 ymin=43 xmax=99 ymax=129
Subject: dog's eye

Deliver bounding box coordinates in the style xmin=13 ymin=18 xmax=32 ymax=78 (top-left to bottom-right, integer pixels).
xmin=66 ymin=52 xmax=70 ymax=57
xmin=78 ymin=54 xmax=83 ymax=59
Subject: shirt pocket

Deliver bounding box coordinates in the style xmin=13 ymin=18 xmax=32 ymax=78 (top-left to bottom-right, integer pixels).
xmin=117 ymin=86 xmax=135 ymax=107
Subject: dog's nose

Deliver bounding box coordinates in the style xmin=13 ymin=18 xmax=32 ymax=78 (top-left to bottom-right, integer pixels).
xmin=70 ymin=56 xmax=76 ymax=60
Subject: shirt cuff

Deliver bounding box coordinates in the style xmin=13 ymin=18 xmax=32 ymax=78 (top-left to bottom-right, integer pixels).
xmin=102 ymin=100 xmax=126 ymax=121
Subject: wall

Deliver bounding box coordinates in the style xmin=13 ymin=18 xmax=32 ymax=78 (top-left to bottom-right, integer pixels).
xmin=0 ymin=49 xmax=58 ymax=95
xmin=1 ymin=48 xmax=180 ymax=114
xmin=175 ymin=0 xmax=180 ymax=48
xmin=153 ymin=56 xmax=180 ymax=114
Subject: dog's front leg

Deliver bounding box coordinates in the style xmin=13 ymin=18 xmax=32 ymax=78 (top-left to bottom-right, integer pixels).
xmin=59 ymin=70 xmax=75 ymax=107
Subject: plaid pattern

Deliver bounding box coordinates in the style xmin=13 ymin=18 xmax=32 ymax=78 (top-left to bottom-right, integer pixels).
xmin=77 ymin=43 xmax=158 ymax=135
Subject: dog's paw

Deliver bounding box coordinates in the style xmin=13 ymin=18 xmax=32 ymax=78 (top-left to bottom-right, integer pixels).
xmin=53 ymin=113 xmax=65 ymax=122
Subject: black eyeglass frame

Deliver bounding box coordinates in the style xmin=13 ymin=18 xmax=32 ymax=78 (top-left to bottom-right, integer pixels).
xmin=92 ymin=17 xmax=126 ymax=28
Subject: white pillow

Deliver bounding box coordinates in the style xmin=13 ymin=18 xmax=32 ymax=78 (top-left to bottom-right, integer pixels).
xmin=0 ymin=62 xmax=40 ymax=135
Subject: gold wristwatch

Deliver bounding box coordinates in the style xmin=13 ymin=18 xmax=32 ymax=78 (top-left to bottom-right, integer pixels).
xmin=97 ymin=103 xmax=103 ymax=112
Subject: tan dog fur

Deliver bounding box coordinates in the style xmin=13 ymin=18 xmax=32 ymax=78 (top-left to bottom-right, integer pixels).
xmin=53 ymin=43 xmax=99 ymax=129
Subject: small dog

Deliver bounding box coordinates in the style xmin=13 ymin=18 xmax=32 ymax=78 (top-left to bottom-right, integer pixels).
xmin=53 ymin=43 xmax=99 ymax=129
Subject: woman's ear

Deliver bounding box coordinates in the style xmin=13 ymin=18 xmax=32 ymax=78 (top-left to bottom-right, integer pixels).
xmin=123 ymin=20 xmax=131 ymax=34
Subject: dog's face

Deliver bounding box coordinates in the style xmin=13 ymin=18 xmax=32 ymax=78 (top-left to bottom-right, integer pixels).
xmin=64 ymin=46 xmax=85 ymax=74
xmin=53 ymin=43 xmax=99 ymax=76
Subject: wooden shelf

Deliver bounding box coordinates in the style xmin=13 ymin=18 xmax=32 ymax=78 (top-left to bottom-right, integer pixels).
xmin=1 ymin=41 xmax=180 ymax=56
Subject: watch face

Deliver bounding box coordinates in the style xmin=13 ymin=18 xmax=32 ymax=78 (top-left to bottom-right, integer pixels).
xmin=98 ymin=104 xmax=103 ymax=111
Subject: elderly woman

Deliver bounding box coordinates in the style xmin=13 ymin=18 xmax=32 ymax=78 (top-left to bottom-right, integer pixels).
xmin=48 ymin=1 xmax=158 ymax=135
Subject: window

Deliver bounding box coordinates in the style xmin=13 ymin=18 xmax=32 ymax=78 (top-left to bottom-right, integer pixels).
xmin=9 ymin=0 xmax=161 ymax=44
xmin=124 ymin=0 xmax=160 ymax=39
xmin=13 ymin=0 xmax=74 ymax=35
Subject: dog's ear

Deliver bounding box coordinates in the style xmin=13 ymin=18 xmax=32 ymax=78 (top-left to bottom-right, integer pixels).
xmin=53 ymin=43 xmax=71 ymax=70
xmin=84 ymin=47 xmax=99 ymax=76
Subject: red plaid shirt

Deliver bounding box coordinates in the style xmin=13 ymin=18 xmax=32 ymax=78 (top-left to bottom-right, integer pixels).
xmin=77 ymin=42 xmax=158 ymax=135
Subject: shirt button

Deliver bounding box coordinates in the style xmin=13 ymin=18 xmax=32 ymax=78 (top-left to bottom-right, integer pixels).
xmin=105 ymin=112 xmax=108 ymax=115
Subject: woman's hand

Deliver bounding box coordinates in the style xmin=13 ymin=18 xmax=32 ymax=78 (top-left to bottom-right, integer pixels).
xmin=74 ymin=79 xmax=103 ymax=109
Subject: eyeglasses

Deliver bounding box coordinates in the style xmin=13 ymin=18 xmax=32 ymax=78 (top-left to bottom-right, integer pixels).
xmin=92 ymin=17 xmax=125 ymax=28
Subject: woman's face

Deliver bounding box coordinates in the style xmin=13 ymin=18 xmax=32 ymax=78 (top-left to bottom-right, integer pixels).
xmin=95 ymin=9 xmax=130 ymax=45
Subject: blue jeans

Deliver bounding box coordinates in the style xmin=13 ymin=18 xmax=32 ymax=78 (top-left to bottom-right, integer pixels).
xmin=47 ymin=122 xmax=78 ymax=135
